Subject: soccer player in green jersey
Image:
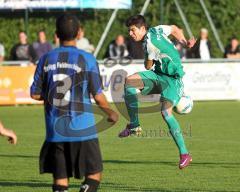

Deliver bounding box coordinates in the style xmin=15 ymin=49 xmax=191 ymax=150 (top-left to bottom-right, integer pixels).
xmin=118 ymin=15 xmax=196 ymax=169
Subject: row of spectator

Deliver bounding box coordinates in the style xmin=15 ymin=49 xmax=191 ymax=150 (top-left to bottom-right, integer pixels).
xmin=0 ymin=26 xmax=94 ymax=64
xmin=1 ymin=30 xmax=51 ymax=63
xmin=175 ymin=28 xmax=240 ymax=60
xmin=107 ymin=28 xmax=240 ymax=60
xmin=0 ymin=27 xmax=240 ymax=64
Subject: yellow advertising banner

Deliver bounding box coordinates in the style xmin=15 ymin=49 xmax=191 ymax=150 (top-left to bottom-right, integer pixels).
xmin=0 ymin=66 xmax=42 ymax=105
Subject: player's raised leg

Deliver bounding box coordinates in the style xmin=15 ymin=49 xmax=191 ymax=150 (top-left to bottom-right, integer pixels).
xmin=160 ymin=100 xmax=192 ymax=169
xmin=118 ymin=73 xmax=143 ymax=137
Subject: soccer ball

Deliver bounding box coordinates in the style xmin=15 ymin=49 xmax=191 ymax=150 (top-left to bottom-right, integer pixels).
xmin=174 ymin=95 xmax=193 ymax=114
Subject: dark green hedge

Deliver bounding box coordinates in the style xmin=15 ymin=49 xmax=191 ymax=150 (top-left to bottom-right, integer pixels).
xmin=0 ymin=0 xmax=239 ymax=59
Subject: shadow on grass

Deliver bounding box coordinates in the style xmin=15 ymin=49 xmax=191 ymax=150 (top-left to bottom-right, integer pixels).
xmin=0 ymin=180 xmax=80 ymax=189
xmin=0 ymin=180 xmax=235 ymax=192
xmin=0 ymin=154 xmax=38 ymax=159
xmin=0 ymin=180 xmax=51 ymax=188
xmin=103 ymin=159 xmax=176 ymax=166
xmin=1 ymin=156 xmax=238 ymax=168
xmin=103 ymin=159 xmax=240 ymax=168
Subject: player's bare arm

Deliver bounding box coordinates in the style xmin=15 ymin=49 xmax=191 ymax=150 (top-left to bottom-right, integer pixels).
xmin=0 ymin=122 xmax=17 ymax=144
xmin=94 ymin=93 xmax=119 ymax=124
xmin=144 ymin=59 xmax=154 ymax=70
xmin=170 ymin=25 xmax=196 ymax=48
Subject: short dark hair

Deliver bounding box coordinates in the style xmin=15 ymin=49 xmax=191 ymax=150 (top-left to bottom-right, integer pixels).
xmin=230 ymin=36 xmax=238 ymax=41
xmin=56 ymin=14 xmax=80 ymax=41
xmin=125 ymin=15 xmax=147 ymax=29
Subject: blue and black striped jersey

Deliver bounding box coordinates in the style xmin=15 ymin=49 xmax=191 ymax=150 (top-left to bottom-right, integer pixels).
xmin=31 ymin=46 xmax=102 ymax=142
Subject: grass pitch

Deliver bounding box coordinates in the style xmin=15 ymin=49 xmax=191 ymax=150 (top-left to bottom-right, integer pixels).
xmin=0 ymin=101 xmax=240 ymax=192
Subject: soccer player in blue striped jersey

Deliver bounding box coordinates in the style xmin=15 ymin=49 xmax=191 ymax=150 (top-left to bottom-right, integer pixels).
xmin=31 ymin=14 xmax=118 ymax=192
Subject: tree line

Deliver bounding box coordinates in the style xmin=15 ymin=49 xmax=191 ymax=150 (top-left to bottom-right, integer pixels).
xmin=0 ymin=0 xmax=239 ymax=59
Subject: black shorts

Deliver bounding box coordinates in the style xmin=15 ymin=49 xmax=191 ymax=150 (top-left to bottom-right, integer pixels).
xmin=39 ymin=138 xmax=103 ymax=179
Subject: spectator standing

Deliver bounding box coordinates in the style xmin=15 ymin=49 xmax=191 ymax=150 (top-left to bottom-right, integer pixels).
xmin=76 ymin=26 xmax=94 ymax=53
xmin=0 ymin=43 xmax=4 ymax=62
xmin=224 ymin=36 xmax=240 ymax=58
xmin=187 ymin=28 xmax=211 ymax=60
xmin=33 ymin=30 xmax=52 ymax=60
xmin=10 ymin=31 xmax=37 ymax=64
xmin=107 ymin=34 xmax=129 ymax=58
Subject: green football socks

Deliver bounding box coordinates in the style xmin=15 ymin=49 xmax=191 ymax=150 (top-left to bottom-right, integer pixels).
xmin=124 ymin=84 xmax=140 ymax=128
xmin=163 ymin=112 xmax=188 ymax=155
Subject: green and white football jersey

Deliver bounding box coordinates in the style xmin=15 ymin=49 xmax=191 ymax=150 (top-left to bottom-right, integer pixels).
xmin=143 ymin=25 xmax=185 ymax=78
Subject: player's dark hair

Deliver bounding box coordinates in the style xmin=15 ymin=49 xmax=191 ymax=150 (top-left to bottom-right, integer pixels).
xmin=56 ymin=14 xmax=80 ymax=41
xmin=230 ymin=36 xmax=237 ymax=41
xmin=125 ymin=15 xmax=147 ymax=29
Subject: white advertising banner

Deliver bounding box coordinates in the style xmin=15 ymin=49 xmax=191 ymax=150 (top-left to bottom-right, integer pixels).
xmin=99 ymin=61 xmax=240 ymax=102
xmin=183 ymin=63 xmax=240 ymax=100
xmin=99 ymin=62 xmax=159 ymax=102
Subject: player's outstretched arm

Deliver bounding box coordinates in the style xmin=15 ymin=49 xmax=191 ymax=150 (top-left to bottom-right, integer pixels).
xmin=170 ymin=25 xmax=196 ymax=48
xmin=94 ymin=93 xmax=119 ymax=124
xmin=0 ymin=122 xmax=17 ymax=144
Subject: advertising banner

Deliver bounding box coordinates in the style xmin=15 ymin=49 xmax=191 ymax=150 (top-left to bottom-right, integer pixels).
xmin=0 ymin=66 xmax=41 ymax=105
xmin=1 ymin=61 xmax=240 ymax=105
xmin=183 ymin=63 xmax=240 ymax=100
